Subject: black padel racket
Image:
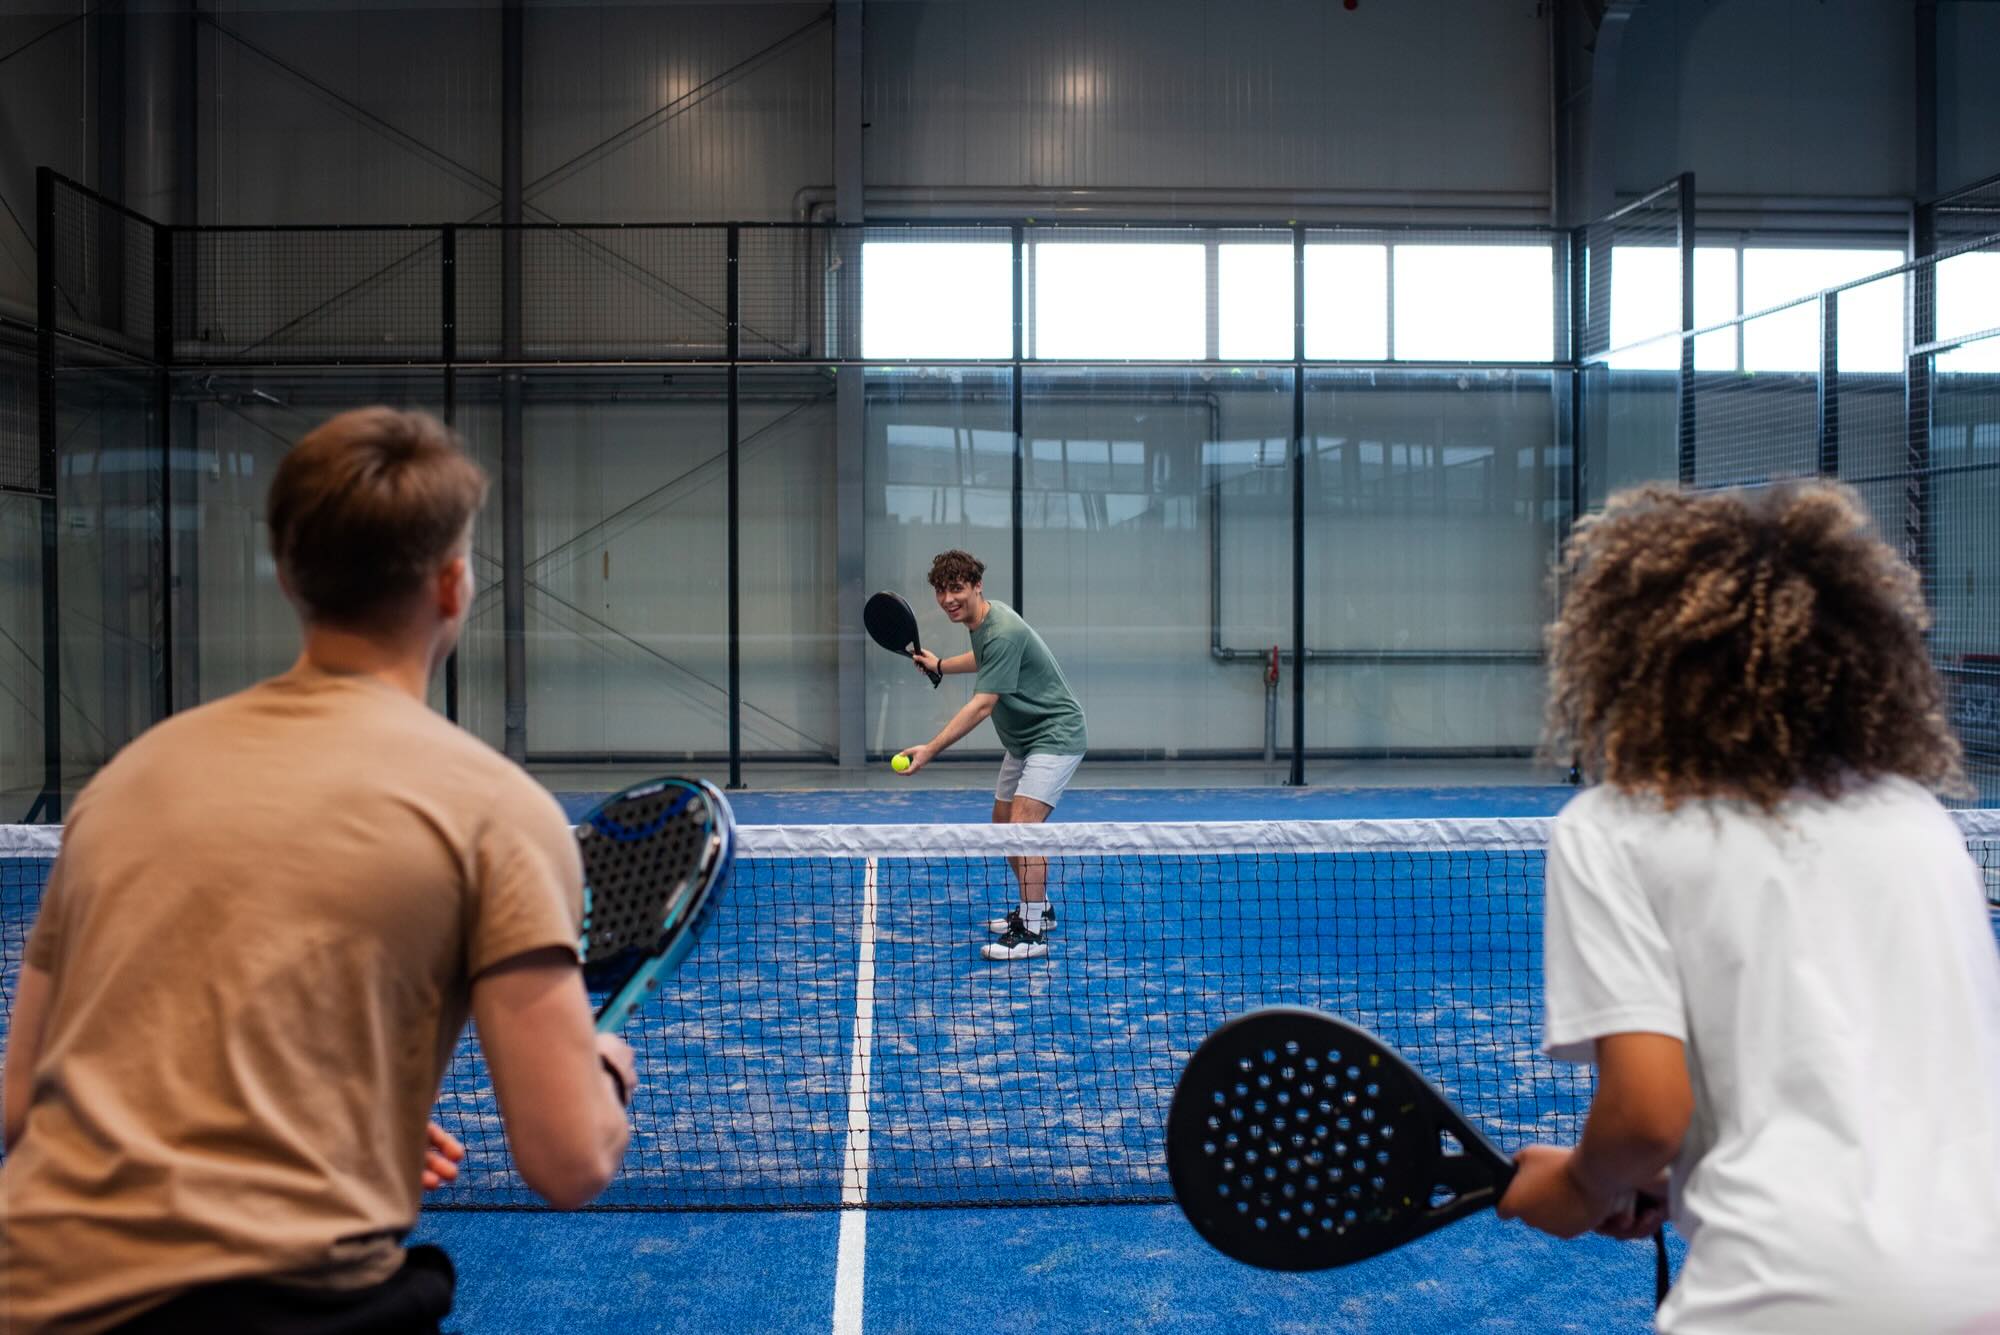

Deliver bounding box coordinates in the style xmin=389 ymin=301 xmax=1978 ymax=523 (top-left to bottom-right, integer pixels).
xmin=864 ymin=590 xmax=942 ymax=687
xmin=575 ymin=777 xmax=735 ymax=1033
xmin=1168 ymin=1008 xmax=1670 ymax=1305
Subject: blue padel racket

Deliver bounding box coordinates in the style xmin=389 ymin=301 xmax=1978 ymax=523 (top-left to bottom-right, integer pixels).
xmin=863 ymin=591 xmax=942 ymax=688
xmin=575 ymin=777 xmax=735 ymax=1033
xmin=1167 ymin=1008 xmax=1670 ymax=1303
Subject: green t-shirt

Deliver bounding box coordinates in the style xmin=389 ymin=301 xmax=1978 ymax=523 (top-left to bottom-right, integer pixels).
xmin=967 ymin=600 xmax=1088 ymax=757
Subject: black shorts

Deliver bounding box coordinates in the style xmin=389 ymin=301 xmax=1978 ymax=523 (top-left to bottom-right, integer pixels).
xmin=112 ymin=1244 xmax=455 ymax=1335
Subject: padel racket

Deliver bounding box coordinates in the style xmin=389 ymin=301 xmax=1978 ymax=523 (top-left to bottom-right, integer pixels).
xmin=1168 ymin=1008 xmax=1670 ymax=1304
xmin=864 ymin=590 xmax=942 ymax=688
xmin=575 ymin=777 xmax=735 ymax=1032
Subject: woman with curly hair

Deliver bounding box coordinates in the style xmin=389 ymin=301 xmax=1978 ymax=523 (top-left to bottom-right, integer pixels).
xmin=1497 ymin=482 xmax=2000 ymax=1333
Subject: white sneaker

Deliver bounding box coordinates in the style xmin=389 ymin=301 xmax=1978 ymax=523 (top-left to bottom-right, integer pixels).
xmin=980 ymin=924 xmax=1049 ymax=961
xmin=985 ymin=906 xmax=1057 ymax=936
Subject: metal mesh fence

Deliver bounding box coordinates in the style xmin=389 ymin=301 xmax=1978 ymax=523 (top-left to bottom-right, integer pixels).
xmin=1575 ymin=177 xmax=1687 ymax=363
xmin=47 ymin=180 xmax=158 ymax=359
xmin=0 ymin=342 xmax=36 ymax=494
xmin=173 ymin=229 xmax=442 ymax=364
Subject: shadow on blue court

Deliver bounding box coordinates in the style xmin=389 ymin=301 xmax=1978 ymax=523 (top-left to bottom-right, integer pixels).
xmin=412 ymin=1203 xmax=1685 ymax=1334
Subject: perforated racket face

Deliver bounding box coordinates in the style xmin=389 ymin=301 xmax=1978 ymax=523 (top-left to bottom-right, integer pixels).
xmin=578 ymin=780 xmax=716 ymax=964
xmin=1167 ymin=1008 xmax=1510 ymax=1272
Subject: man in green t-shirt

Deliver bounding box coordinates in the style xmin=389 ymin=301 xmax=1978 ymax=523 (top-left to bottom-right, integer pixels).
xmin=892 ymin=549 xmax=1088 ymax=962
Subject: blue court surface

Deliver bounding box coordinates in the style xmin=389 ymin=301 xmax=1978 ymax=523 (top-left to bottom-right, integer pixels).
xmin=413 ymin=1202 xmax=1683 ymax=1334
xmin=20 ymin=783 xmax=1982 ymax=1333
xmin=410 ymin=781 xmax=1682 ymax=1333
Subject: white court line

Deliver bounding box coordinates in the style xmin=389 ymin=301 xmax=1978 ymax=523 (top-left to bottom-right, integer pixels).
xmin=831 ymin=855 xmax=879 ymax=1335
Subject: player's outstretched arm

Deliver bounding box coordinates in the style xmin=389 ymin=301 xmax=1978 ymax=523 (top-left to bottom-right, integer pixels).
xmin=899 ymin=692 xmax=998 ymax=773
xmin=472 ymin=946 xmax=634 ymax=1209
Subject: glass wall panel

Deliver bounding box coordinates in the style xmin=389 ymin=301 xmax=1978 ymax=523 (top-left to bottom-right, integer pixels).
xmin=58 ymin=362 xmax=163 ymax=782
xmin=1580 ymin=361 xmax=1680 ymax=508
xmin=181 ymin=371 xmax=450 ymax=711
xmin=1303 ymin=370 xmax=1560 ymax=756
xmin=738 ymin=368 xmax=838 ymax=761
xmin=865 ymin=367 xmax=1014 ymax=758
xmin=1 ymin=491 xmax=44 ymax=817
xmin=1019 ymin=367 xmax=1292 ymax=756
xmin=1931 ymin=343 xmax=2000 ymax=801
xmin=455 ymin=370 xmax=731 ymax=764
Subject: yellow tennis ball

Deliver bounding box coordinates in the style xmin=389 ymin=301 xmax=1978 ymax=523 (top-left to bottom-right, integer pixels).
xmin=891 ymin=754 xmax=912 ymax=773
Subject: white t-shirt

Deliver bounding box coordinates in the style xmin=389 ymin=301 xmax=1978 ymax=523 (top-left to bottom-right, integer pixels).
xmin=1545 ymin=778 xmax=2000 ymax=1335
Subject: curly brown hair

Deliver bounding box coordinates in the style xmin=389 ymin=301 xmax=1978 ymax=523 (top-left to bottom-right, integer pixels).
xmin=927 ymin=549 xmax=986 ymax=591
xmin=1546 ymin=481 xmax=1966 ymax=809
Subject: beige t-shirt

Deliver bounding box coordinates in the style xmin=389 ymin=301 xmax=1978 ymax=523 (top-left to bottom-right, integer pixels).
xmin=0 ymin=664 xmax=583 ymax=1335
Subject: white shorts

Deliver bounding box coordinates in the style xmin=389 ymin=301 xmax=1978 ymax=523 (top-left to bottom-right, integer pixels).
xmin=994 ymin=751 xmax=1084 ymax=808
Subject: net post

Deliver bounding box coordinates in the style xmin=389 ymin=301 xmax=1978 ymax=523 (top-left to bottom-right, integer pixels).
xmin=727 ymin=223 xmax=743 ymax=791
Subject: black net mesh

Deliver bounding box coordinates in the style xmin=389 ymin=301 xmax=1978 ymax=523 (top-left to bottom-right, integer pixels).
xmin=5 ymin=818 xmax=1996 ymax=1211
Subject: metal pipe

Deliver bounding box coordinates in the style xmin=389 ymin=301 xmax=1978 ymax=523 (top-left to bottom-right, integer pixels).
xmin=727 ymin=225 xmax=742 ymax=791
xmin=32 ymin=168 xmax=62 ymax=822
xmin=499 ymin=0 xmax=526 ymax=761
xmin=1288 ymin=226 xmax=1306 ymax=787
xmin=792 ymin=184 xmax=1554 ymax=225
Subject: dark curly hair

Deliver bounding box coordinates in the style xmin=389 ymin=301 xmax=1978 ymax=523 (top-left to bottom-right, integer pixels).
xmin=1546 ymin=481 xmax=1966 ymax=810
xmin=927 ymin=549 xmax=986 ymax=591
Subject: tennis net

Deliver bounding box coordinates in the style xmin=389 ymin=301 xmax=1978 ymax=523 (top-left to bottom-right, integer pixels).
xmin=5 ymin=813 xmax=1998 ymax=1211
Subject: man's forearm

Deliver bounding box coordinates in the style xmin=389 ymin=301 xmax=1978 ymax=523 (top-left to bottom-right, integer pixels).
xmin=942 ymin=652 xmax=976 ymax=674
xmin=927 ymin=698 xmax=993 ymax=753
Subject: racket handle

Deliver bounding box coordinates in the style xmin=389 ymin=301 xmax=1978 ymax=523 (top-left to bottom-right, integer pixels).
xmin=926 ymin=666 xmax=942 ymax=688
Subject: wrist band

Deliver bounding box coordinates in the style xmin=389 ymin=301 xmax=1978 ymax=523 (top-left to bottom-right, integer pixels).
xmin=599 ymin=1055 xmax=630 ymax=1108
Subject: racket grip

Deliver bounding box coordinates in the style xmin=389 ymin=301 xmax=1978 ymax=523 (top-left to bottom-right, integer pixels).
xmin=926 ymin=667 xmax=942 ymax=687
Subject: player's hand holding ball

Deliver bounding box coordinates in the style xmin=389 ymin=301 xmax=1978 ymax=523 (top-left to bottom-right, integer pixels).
xmin=893 ymin=745 xmax=932 ymax=775
xmin=891 ymin=753 xmax=911 ymax=773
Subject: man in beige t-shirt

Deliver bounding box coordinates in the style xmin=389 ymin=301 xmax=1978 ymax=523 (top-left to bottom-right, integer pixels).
xmin=1 ymin=409 xmax=635 ymax=1334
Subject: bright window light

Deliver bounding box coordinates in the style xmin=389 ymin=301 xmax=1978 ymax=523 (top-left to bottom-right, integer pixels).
xmin=1936 ymin=251 xmax=2000 ymax=372
xmin=1603 ymin=246 xmax=1738 ymax=370
xmin=1742 ymin=248 xmax=1902 ymax=373
xmin=1830 ymin=270 xmax=1907 ymax=373
xmin=1305 ymin=245 xmax=1388 ymax=360
xmin=1033 ymin=243 xmax=1205 ymax=359
xmin=1393 ymin=244 xmax=1554 ymax=361
xmin=1218 ymin=244 xmax=1293 ymax=360
xmin=862 ymin=242 xmax=1012 ymax=359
